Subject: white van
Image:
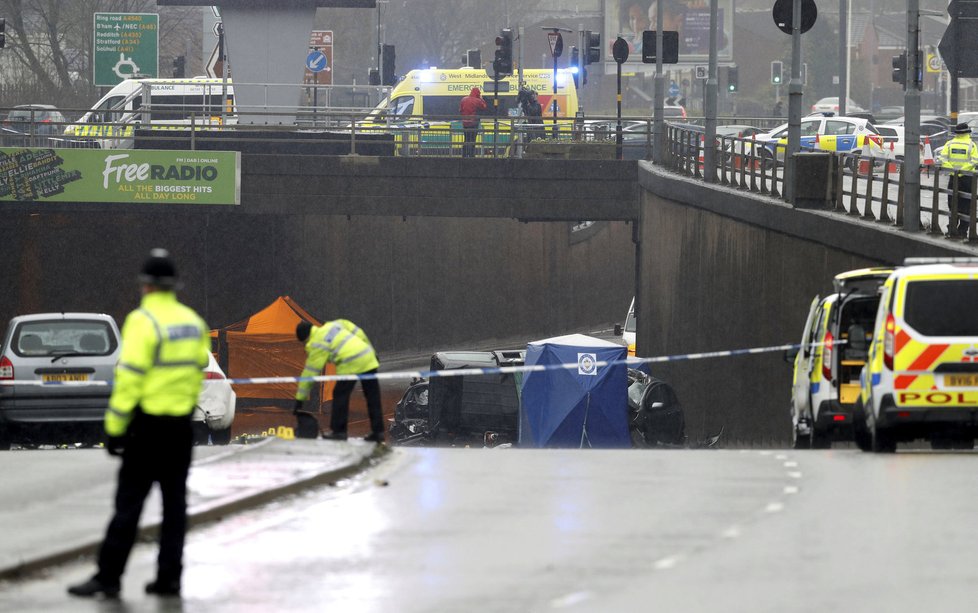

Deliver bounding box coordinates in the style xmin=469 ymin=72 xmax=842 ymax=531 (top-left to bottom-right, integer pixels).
xmin=65 ymin=77 xmax=235 ymax=148
xmin=614 ymin=297 xmax=636 ymax=356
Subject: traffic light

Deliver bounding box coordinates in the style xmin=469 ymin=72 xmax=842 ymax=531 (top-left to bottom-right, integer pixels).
xmin=585 ymin=30 xmax=601 ymax=65
xmin=771 ymin=60 xmax=783 ymax=85
xmin=381 ymin=44 xmax=396 ymax=86
xmin=368 ymin=68 xmax=380 ymax=86
xmin=570 ymin=46 xmax=580 ymax=88
xmin=172 ymin=55 xmax=185 ymax=78
xmin=493 ymin=28 xmax=513 ymax=76
xmin=0 ymin=18 xmax=6 ymax=49
xmin=727 ymin=66 xmax=739 ymax=92
xmin=891 ymin=52 xmax=906 ymax=86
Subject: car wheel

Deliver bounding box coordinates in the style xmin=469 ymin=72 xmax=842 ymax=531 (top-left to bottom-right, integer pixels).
xmin=209 ymin=426 xmax=232 ymax=446
xmin=0 ymin=430 xmax=11 ymax=451
xmin=871 ymin=423 xmax=897 ymax=453
xmin=852 ymin=399 xmax=872 ymax=452
xmin=810 ymin=425 xmax=832 ymax=449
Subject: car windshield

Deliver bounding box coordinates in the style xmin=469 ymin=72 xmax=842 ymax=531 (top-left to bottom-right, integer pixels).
xmin=624 ymin=308 xmax=636 ymax=333
xmin=7 ymin=109 xmax=59 ymax=122
xmin=904 ymin=280 xmax=978 ymax=336
xmin=13 ymin=320 xmax=116 ymax=357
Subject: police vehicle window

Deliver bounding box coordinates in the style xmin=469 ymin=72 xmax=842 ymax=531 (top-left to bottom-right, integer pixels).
xmin=800 ymin=120 xmax=819 ymax=136
xmin=825 ymin=121 xmax=851 ymax=135
xmin=904 ymin=280 xmax=978 ymax=336
xmin=13 ymin=320 xmax=117 ymax=357
xmin=877 ymin=126 xmax=896 ymax=137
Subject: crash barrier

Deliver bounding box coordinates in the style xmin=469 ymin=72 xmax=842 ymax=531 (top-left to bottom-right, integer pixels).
xmin=664 ymin=125 xmax=978 ymax=242
xmin=0 ymin=340 xmax=833 ymax=388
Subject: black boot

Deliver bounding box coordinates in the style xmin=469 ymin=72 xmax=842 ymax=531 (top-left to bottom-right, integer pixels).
xmin=67 ymin=576 xmax=120 ymax=599
xmin=145 ymin=578 xmax=181 ymax=597
xmin=321 ymin=431 xmax=348 ymax=441
xmin=363 ymin=431 xmax=385 ymax=443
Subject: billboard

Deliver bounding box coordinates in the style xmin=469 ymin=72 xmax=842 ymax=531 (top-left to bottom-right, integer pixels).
xmin=0 ymin=149 xmax=240 ymax=205
xmin=605 ymin=0 xmax=734 ymax=64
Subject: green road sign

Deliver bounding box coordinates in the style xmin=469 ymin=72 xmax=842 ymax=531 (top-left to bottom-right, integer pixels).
xmin=94 ymin=12 xmax=159 ymax=87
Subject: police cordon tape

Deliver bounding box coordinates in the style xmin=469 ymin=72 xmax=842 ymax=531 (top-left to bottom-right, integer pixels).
xmin=0 ymin=341 xmax=839 ymax=387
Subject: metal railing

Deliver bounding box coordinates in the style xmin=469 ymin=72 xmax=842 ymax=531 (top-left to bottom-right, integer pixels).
xmin=663 ymin=124 xmax=978 ymax=242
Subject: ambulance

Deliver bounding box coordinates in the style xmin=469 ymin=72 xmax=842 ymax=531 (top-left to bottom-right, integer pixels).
xmin=362 ymin=68 xmax=579 ymax=155
xmin=787 ymin=267 xmax=893 ymax=449
xmin=856 ymin=258 xmax=978 ymax=452
xmin=64 ymin=77 xmax=235 ymax=149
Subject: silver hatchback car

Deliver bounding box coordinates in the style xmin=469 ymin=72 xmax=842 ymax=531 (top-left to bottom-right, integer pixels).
xmin=0 ymin=313 xmax=121 ymax=449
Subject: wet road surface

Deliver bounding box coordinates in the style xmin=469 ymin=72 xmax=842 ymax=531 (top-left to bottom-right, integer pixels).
xmin=4 ymin=447 xmax=978 ymax=612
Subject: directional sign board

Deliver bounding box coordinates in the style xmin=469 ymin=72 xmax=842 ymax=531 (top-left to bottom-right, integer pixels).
xmin=548 ymin=32 xmax=563 ymax=58
xmin=304 ymin=30 xmax=334 ymax=85
xmin=939 ymin=0 xmax=978 ymax=77
xmin=94 ymin=13 xmax=159 ymax=87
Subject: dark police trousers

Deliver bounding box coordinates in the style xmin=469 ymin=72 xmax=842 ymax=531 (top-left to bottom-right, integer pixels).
xmin=330 ymin=368 xmax=384 ymax=435
xmin=948 ymin=173 xmax=974 ymax=234
xmin=95 ymin=413 xmax=193 ymax=586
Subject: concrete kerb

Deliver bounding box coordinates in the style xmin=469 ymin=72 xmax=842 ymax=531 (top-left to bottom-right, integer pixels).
xmin=0 ymin=438 xmax=390 ymax=581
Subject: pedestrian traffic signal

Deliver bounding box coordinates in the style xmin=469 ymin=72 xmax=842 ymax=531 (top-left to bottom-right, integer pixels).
xmin=0 ymin=18 xmax=6 ymax=49
xmin=891 ymin=51 xmax=907 ymax=87
xmin=585 ymin=30 xmax=601 ymax=65
xmin=493 ymin=28 xmax=513 ymax=76
xmin=172 ymin=55 xmax=185 ymax=78
xmin=727 ymin=66 xmax=739 ymax=92
xmin=381 ymin=44 xmax=396 ymax=86
xmin=771 ymin=60 xmax=783 ymax=85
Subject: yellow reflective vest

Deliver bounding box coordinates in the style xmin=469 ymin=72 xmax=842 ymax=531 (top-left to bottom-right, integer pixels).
xmin=106 ymin=291 xmax=211 ymax=436
xmin=942 ymin=133 xmax=978 ymax=172
xmin=296 ymin=319 xmax=379 ymax=401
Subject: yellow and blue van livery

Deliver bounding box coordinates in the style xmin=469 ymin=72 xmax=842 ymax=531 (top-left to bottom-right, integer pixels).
xmin=363 ymin=68 xmax=580 ymax=156
xmin=754 ymin=115 xmax=885 ymax=163
xmin=857 ymin=258 xmax=978 ymax=452
xmin=788 ymin=267 xmax=893 ymax=448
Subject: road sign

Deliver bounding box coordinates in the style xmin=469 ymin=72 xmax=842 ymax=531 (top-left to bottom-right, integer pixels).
xmin=926 ymin=52 xmax=942 ymax=73
xmin=94 ymin=13 xmax=159 ymax=86
xmin=939 ymin=0 xmax=978 ymax=77
xmin=694 ymin=65 xmax=708 ymax=79
xmin=612 ymin=37 xmax=629 ymax=64
xmin=548 ymin=32 xmax=563 ymax=58
xmin=304 ymin=31 xmax=334 ymax=85
xmin=772 ymin=0 xmax=817 ymax=35
xmin=306 ymin=50 xmax=328 ymax=72
xmin=669 ymin=81 xmax=680 ymax=97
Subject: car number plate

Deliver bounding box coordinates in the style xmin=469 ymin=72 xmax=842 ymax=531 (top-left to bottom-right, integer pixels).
xmin=41 ymin=373 xmax=89 ymax=382
xmin=946 ymin=374 xmax=978 ymax=387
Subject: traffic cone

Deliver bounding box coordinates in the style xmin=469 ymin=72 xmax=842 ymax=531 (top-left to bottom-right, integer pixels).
xmin=857 ymin=139 xmax=872 ymax=175
xmin=698 ymin=134 xmax=705 ymax=171
xmin=886 ymin=140 xmax=898 ymax=174
xmin=814 ymin=133 xmax=820 ymax=149
xmin=922 ymin=136 xmax=934 ymax=166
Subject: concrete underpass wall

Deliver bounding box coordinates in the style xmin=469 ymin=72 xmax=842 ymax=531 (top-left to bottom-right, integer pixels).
xmin=637 ymin=163 xmax=975 ymax=445
xmin=0 ymin=211 xmax=634 ymax=358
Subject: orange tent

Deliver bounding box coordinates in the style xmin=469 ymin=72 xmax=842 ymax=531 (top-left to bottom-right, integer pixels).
xmin=212 ymin=296 xmax=334 ymax=408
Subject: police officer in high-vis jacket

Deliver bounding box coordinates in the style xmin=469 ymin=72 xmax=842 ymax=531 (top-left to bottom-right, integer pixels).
xmin=294 ymin=319 xmax=385 ymax=442
xmin=68 ymin=249 xmax=210 ymax=600
xmin=942 ymin=122 xmax=978 ymax=235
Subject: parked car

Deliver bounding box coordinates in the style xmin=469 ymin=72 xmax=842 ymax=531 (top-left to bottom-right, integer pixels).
xmin=874 ymin=123 xmax=905 ymax=159
xmin=0 ymin=313 xmax=121 ymax=449
xmin=785 ymin=267 xmax=894 ymax=449
xmin=748 ymin=114 xmax=883 ymax=166
xmin=811 ymin=97 xmax=866 ymax=114
xmin=194 ymin=353 xmax=236 ymax=445
xmin=0 ymin=104 xmax=67 ymax=146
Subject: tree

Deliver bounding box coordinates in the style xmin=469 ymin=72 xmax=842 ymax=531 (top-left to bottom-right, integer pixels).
xmin=0 ymin=0 xmax=200 ymax=110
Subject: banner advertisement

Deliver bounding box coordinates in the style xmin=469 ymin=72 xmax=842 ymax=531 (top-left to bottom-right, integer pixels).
xmin=605 ymin=0 xmax=734 ymax=64
xmin=0 ymin=149 xmax=241 ymax=205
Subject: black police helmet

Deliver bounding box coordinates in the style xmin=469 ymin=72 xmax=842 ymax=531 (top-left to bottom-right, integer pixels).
xmin=137 ymin=248 xmax=178 ymax=288
xmin=954 ymin=122 xmax=971 ymax=134
xmin=296 ymin=322 xmax=313 ymax=342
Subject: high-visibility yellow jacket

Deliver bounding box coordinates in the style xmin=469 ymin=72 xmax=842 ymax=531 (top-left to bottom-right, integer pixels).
xmin=942 ymin=133 xmax=978 ymax=172
xmin=296 ymin=319 xmax=379 ymax=401
xmin=106 ymin=291 xmax=210 ymax=436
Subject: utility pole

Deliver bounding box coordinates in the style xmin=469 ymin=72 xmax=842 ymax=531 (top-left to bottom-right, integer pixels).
xmin=839 ymin=0 xmax=848 ymax=116
xmin=653 ymin=4 xmax=665 ymax=164
xmin=785 ymin=0 xmax=803 ymax=202
xmin=904 ymin=0 xmax=921 ymax=231
xmin=703 ymin=0 xmax=719 ymax=181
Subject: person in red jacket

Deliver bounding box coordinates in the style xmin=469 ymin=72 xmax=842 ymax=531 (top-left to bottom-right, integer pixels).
xmin=459 ymin=87 xmax=487 ymax=158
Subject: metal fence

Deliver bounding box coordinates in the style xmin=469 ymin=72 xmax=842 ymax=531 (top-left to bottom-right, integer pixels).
xmin=663 ymin=124 xmax=978 ymax=242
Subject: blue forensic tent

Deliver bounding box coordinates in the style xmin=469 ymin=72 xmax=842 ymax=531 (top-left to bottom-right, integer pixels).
xmin=519 ymin=334 xmax=630 ymax=448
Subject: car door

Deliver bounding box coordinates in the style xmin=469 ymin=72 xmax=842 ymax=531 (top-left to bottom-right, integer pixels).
xmin=792 ymin=295 xmax=821 ymax=420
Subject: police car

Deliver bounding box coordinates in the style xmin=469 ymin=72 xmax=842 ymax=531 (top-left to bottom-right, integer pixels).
xmin=747 ymin=114 xmax=884 ymax=166
xmin=855 ymin=258 xmax=978 ymax=452
xmin=786 ymin=267 xmax=893 ymax=449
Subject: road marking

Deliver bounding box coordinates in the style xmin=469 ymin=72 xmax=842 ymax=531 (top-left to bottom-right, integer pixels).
xmin=786 ymin=471 xmax=803 ymax=479
xmin=775 ymin=453 xmax=788 ymax=460
xmin=765 ymin=502 xmax=785 ymax=513
xmin=783 ymin=485 xmax=799 ymax=494
xmin=783 ymin=460 xmax=798 ymax=468
xmin=721 ymin=526 xmax=742 ymax=539
xmin=550 ymin=591 xmax=593 ymax=608
xmin=654 ymin=555 xmax=682 ymax=570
